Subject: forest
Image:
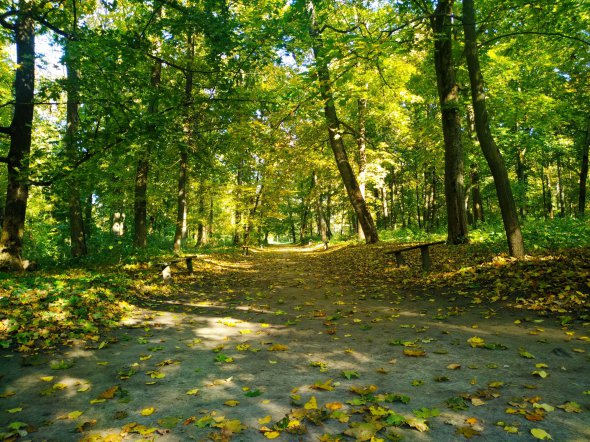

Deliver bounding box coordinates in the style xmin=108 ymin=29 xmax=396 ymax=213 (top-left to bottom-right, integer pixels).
xmin=1 ymin=2 xmax=590 ymax=441
xmin=0 ymin=0 xmax=587 ymax=268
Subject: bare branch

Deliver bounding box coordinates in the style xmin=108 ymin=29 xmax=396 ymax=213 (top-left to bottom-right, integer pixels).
xmin=0 ymin=10 xmax=17 ymax=30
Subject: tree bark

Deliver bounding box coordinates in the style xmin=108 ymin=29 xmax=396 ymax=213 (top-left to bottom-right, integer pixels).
xmin=431 ymin=0 xmax=468 ymax=244
xmin=470 ymin=163 xmax=485 ymax=224
xmin=64 ymin=37 xmax=87 ymax=258
xmin=134 ymin=26 xmax=162 ymax=248
xmin=578 ymin=117 xmax=590 ymax=216
xmin=462 ymin=0 xmax=525 ymax=257
xmin=0 ymin=15 xmax=35 ymax=270
xmin=307 ymin=2 xmax=378 ymax=244
xmin=173 ymin=33 xmax=194 ymax=254
xmin=357 ymin=97 xmax=367 ymax=241
xmin=557 ymin=156 xmax=565 ymax=218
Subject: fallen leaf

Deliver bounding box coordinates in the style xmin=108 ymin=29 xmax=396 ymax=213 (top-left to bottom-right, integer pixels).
xmin=467 ymin=336 xmax=485 ymax=348
xmin=531 ymin=428 xmax=553 ymax=440
xmin=325 ymin=402 xmax=343 ymax=411
xmin=140 ymin=407 xmax=155 ymax=416
xmin=311 ymin=379 xmax=335 ymax=391
xmin=258 ymin=416 xmax=272 ymax=424
xmin=268 ymin=344 xmax=288 ymax=351
xmin=519 ymin=347 xmax=536 ymax=359
xmin=304 ymin=396 xmax=318 ymax=410
xmin=456 ymin=426 xmax=481 ymax=438
xmin=557 ymin=402 xmax=582 ymax=413
xmin=224 ymin=400 xmax=240 ymax=407
xmin=99 ymin=386 xmax=119 ymax=399
xmin=350 ymin=385 xmax=378 ymax=395
xmin=185 ymin=388 xmax=200 ymax=396
xmin=447 ymin=364 xmax=461 ymax=370
xmin=403 ymin=348 xmax=426 ymax=357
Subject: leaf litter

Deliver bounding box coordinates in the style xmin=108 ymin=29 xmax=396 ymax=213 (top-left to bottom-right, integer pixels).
xmin=0 ymin=244 xmax=588 ymax=440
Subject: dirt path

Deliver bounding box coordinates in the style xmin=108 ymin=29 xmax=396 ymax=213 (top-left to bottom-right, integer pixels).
xmin=1 ymin=246 xmax=589 ymax=441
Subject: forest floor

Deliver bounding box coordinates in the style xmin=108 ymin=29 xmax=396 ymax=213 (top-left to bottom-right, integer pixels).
xmin=1 ymin=243 xmax=589 ymax=441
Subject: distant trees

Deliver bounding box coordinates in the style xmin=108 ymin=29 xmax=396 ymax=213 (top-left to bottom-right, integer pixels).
xmin=0 ymin=0 xmax=587 ymax=267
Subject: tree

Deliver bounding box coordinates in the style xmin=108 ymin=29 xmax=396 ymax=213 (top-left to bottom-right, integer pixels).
xmin=429 ymin=0 xmax=468 ymax=244
xmin=305 ymin=0 xmax=378 ymax=244
xmin=0 ymin=6 xmax=36 ymax=269
xmin=462 ymin=0 xmax=525 ymax=257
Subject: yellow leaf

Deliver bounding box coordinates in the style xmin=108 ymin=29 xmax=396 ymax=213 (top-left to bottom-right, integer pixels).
xmin=186 ymin=388 xmax=200 ymax=396
xmin=304 ymin=396 xmax=318 ymax=410
xmin=258 ymin=416 xmax=272 ymax=424
xmin=467 ymin=336 xmax=485 ymax=348
xmin=224 ymin=400 xmax=240 ymax=407
xmin=350 ymin=385 xmax=378 ymax=395
xmin=67 ymin=410 xmax=84 ymax=419
xmin=40 ymin=376 xmax=54 ymax=382
xmin=471 ymin=398 xmax=486 ymax=406
xmin=77 ymin=385 xmax=90 ymax=392
xmin=531 ymin=428 xmax=552 ymax=440
xmin=141 ymin=407 xmax=155 ymax=416
xmin=447 ymin=364 xmax=461 ymax=370
xmin=6 ymin=407 xmax=23 ymax=413
xmin=325 ymin=402 xmax=343 ymax=411
xmin=268 ymin=344 xmax=288 ymax=351
xmin=403 ymin=348 xmax=426 ymax=357
xmin=263 ymin=431 xmax=281 ymax=439
xmin=90 ymin=399 xmax=106 ymax=404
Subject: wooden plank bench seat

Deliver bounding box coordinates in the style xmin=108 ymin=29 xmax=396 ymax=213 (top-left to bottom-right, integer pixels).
xmin=158 ymin=255 xmax=199 ymax=280
xmin=385 ymin=240 xmax=445 ymax=271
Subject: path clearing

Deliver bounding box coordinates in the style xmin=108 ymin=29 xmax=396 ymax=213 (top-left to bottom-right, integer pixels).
xmin=1 ymin=245 xmax=589 ymax=441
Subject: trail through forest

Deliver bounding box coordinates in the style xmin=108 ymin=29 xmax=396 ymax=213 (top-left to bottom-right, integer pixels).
xmin=1 ymin=246 xmax=589 ymax=441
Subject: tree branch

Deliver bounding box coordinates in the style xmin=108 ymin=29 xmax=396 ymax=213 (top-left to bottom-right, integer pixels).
xmin=144 ymin=52 xmax=217 ymax=74
xmin=481 ymin=31 xmax=590 ymax=47
xmin=0 ymin=126 xmax=12 ymax=135
xmin=0 ymin=10 xmax=16 ymax=30
xmin=34 ymin=15 xmax=73 ymax=39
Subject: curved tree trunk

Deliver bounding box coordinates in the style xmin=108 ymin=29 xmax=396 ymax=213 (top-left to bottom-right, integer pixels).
xmin=0 ymin=15 xmax=35 ymax=270
xmin=307 ymin=2 xmax=378 ymax=244
xmin=431 ymin=0 xmax=468 ymax=244
xmin=462 ymin=0 xmax=525 ymax=257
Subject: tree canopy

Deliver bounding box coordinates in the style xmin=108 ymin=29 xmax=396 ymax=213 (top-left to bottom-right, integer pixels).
xmin=0 ymin=0 xmax=588 ymax=267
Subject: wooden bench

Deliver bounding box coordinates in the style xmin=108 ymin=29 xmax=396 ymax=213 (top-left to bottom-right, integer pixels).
xmin=159 ymin=255 xmax=199 ymax=280
xmin=385 ymin=241 xmax=445 ymax=271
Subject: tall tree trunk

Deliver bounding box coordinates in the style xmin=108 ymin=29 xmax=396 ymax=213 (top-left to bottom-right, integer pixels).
xmin=516 ymin=147 xmax=526 ymax=218
xmin=233 ymin=161 xmax=243 ymax=246
xmin=357 ymin=97 xmax=367 ymax=240
xmin=134 ymin=25 xmax=162 ymax=248
xmin=541 ymin=163 xmax=548 ymax=219
xmin=431 ymin=0 xmax=468 ymax=244
xmin=470 ymin=163 xmax=485 ymax=224
xmin=173 ymin=33 xmax=194 ymax=254
xmin=197 ymin=178 xmax=207 ymax=246
xmin=307 ymin=2 xmax=378 ymax=244
xmin=312 ymin=172 xmax=328 ymax=247
xmin=557 ymin=156 xmax=565 ymax=218
xmin=64 ymin=36 xmax=87 ymax=258
xmin=0 ymin=15 xmax=35 ymax=270
xmin=578 ymin=117 xmax=590 ymax=216
xmin=462 ymin=0 xmax=525 ymax=257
